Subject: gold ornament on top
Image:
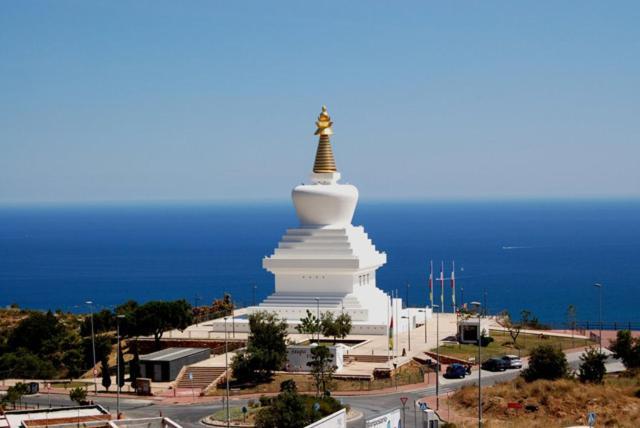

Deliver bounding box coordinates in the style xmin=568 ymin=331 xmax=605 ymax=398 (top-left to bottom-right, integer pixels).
xmin=314 ymin=105 xmax=334 ymax=136
xmin=312 ymin=105 xmax=337 ymax=173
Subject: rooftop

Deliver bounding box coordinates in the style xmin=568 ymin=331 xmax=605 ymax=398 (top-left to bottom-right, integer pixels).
xmin=139 ymin=347 xmax=209 ymax=362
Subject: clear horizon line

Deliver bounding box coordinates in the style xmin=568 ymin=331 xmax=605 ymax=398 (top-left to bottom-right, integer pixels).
xmin=1 ymin=195 xmax=640 ymax=207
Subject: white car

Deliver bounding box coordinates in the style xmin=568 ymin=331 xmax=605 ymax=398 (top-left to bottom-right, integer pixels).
xmin=501 ymin=355 xmax=523 ymax=369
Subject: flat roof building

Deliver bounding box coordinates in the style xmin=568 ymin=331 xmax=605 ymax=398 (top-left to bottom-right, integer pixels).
xmin=139 ymin=347 xmax=210 ymax=382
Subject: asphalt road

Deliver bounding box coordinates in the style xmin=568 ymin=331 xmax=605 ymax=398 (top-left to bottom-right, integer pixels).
xmin=17 ymin=351 xmax=622 ymax=428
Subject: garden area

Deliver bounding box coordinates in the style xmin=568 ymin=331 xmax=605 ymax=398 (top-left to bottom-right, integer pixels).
xmin=434 ymin=330 xmax=594 ymax=362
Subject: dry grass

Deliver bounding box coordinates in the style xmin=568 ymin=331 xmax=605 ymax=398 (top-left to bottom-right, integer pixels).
xmin=435 ymin=330 xmax=593 ymax=363
xmin=450 ymin=372 xmax=640 ymax=427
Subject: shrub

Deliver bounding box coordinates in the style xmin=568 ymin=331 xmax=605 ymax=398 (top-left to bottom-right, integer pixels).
xmin=578 ymin=347 xmax=607 ymax=383
xmin=522 ymin=344 xmax=568 ymax=382
xmin=610 ymin=330 xmax=640 ymax=369
xmin=69 ymin=386 xmax=87 ymax=405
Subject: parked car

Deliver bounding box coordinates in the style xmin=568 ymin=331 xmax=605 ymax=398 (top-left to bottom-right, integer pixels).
xmin=481 ymin=357 xmax=508 ymax=372
xmin=444 ymin=363 xmax=470 ymax=379
xmin=501 ymin=354 xmax=523 ymax=369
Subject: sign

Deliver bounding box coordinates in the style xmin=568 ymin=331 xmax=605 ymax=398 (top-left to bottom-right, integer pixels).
xmin=507 ymin=402 xmax=522 ymax=410
xmin=400 ymin=397 xmax=408 ymax=406
xmin=286 ymin=345 xmax=344 ymax=372
xmin=418 ymin=402 xmax=428 ymax=411
xmin=365 ymin=409 xmax=402 ymax=428
xmin=93 ymin=368 xmax=98 ymax=376
xmin=587 ymin=412 xmax=596 ymax=427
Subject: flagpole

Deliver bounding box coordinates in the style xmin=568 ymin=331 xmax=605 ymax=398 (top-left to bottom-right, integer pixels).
xmin=429 ymin=260 xmax=434 ymax=309
xmin=451 ymin=260 xmax=456 ymax=312
xmin=440 ymin=261 xmax=445 ymax=313
xmin=387 ymin=294 xmax=390 ymax=364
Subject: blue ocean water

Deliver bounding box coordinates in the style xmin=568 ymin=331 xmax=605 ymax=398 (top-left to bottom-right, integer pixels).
xmin=1 ymin=200 xmax=639 ymax=325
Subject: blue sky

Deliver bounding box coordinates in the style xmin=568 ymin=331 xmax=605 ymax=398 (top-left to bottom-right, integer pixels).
xmin=1 ymin=1 xmax=638 ymax=203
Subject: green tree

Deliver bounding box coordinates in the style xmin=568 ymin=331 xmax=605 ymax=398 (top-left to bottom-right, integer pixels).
xmin=0 ymin=350 xmax=56 ymax=379
xmin=254 ymin=380 xmax=308 ymax=428
xmin=296 ymin=310 xmax=321 ymax=341
xmin=62 ymin=348 xmax=85 ymax=379
xmin=319 ymin=312 xmax=352 ymax=343
xmin=307 ymin=345 xmax=335 ymax=397
xmin=610 ymin=330 xmax=640 ymax=369
xmin=134 ymin=300 xmax=193 ymax=349
xmin=7 ymin=311 xmax=67 ymax=357
xmin=80 ymin=309 xmax=115 ymax=337
xmin=578 ymin=347 xmax=607 ymax=383
xmin=232 ymin=311 xmax=288 ymax=382
xmin=522 ymin=344 xmax=568 ymax=382
xmin=117 ymin=346 xmax=126 ymax=388
xmin=129 ymin=348 xmax=140 ymax=387
xmin=2 ymin=383 xmax=28 ymax=407
xmin=82 ymin=335 xmax=112 ymax=372
xmin=101 ymin=358 xmax=111 ymax=392
xmin=69 ymin=386 xmax=88 ymax=405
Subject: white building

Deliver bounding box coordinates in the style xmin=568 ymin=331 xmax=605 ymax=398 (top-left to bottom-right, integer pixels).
xmin=211 ymin=106 xmax=430 ymax=335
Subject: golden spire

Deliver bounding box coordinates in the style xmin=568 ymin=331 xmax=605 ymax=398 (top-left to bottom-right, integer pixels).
xmin=313 ymin=105 xmax=337 ymax=173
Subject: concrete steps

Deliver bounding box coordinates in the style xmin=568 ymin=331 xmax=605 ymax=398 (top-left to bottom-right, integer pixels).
xmin=175 ymin=366 xmax=226 ymax=389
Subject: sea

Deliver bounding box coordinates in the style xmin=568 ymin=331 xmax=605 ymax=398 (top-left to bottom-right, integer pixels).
xmin=1 ymin=200 xmax=639 ymax=327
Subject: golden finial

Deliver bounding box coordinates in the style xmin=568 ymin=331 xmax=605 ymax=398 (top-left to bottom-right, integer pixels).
xmin=313 ymin=105 xmax=337 ymax=173
xmin=314 ymin=105 xmax=334 ymax=136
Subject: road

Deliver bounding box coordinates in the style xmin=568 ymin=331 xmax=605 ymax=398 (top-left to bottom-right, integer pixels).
xmin=17 ymin=351 xmax=622 ymax=428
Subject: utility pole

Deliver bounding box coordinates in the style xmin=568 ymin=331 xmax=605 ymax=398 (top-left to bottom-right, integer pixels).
xmin=224 ymin=317 xmax=230 ymax=428
xmin=433 ymin=304 xmax=440 ymax=410
xmin=315 ymin=297 xmax=320 ymax=343
xmin=594 ymin=283 xmax=603 ymax=352
xmin=471 ymin=301 xmax=482 ymax=428
xmin=194 ymin=294 xmax=200 ymax=327
xmin=116 ymin=314 xmax=125 ymax=419
xmin=402 ymin=316 xmax=411 ymax=352
xmin=86 ymin=301 xmax=97 ymax=395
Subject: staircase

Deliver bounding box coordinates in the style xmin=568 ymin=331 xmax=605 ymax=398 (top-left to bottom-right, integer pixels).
xmin=175 ymin=366 xmax=227 ymax=389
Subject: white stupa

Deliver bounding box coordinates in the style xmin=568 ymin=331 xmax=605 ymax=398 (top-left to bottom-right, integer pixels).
xmin=245 ymin=106 xmax=393 ymax=335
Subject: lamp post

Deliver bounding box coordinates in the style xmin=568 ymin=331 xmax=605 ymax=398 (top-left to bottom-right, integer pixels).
xmin=224 ymin=317 xmax=230 ymax=428
xmin=116 ymin=314 xmax=125 ymax=419
xmin=470 ymin=301 xmax=482 ymax=428
xmin=406 ymin=282 xmax=410 ymax=309
xmin=85 ymin=301 xmax=97 ymax=395
xmin=594 ymin=283 xmax=603 ymax=352
xmin=432 ymin=304 xmax=440 ymax=410
xmin=315 ymin=297 xmax=320 ymax=343
xmin=401 ymin=315 xmax=411 ymax=352
xmin=418 ymin=309 xmax=427 ymax=343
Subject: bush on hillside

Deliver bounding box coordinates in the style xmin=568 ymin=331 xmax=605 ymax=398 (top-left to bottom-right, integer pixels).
xmin=522 ymin=344 xmax=568 ymax=382
xmin=578 ymin=347 xmax=607 ymax=383
xmin=610 ymin=330 xmax=640 ymax=369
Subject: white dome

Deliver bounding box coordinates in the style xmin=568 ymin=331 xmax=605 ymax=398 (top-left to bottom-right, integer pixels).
xmin=292 ymin=183 xmax=358 ymax=227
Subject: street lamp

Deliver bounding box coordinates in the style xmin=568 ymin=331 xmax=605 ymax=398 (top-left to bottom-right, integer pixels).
xmin=432 ymin=304 xmax=440 ymax=410
xmin=470 ymin=301 xmax=482 ymax=428
xmin=85 ymin=301 xmax=97 ymax=395
xmin=315 ymin=297 xmax=320 ymax=343
xmin=418 ymin=309 xmax=427 ymax=343
xmin=594 ymin=283 xmax=603 ymax=352
xmin=224 ymin=317 xmax=230 ymax=428
xmin=116 ymin=314 xmax=125 ymax=419
xmin=401 ymin=316 xmax=411 ymax=352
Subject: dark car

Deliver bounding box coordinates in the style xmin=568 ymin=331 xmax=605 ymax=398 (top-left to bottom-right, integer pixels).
xmin=444 ymin=363 xmax=469 ymax=379
xmin=481 ymin=357 xmax=508 ymax=372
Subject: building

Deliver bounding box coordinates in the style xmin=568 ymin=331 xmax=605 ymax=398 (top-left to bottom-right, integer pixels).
xmin=210 ymin=106 xmax=428 ymax=335
xmin=1 ymin=405 xmax=110 ymax=428
xmin=139 ymin=347 xmax=210 ymax=382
